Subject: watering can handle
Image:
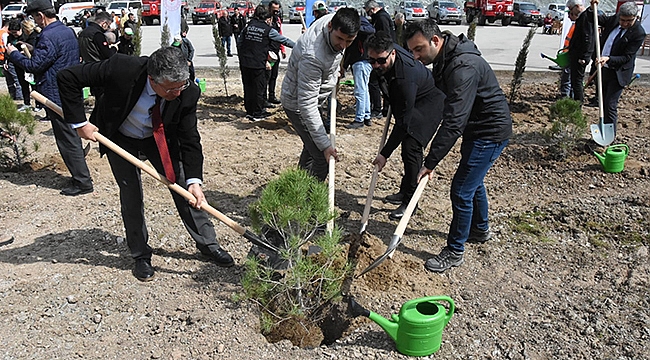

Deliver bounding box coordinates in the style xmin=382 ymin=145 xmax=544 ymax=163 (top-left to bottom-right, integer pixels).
xmin=412 ymin=296 xmax=455 ymax=325
xmin=612 ymin=144 xmax=629 ymax=155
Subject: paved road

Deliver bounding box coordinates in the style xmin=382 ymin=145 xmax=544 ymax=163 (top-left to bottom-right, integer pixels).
xmin=133 ymin=22 xmax=650 ymax=74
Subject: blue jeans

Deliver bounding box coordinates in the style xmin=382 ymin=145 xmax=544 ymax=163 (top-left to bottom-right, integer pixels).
xmin=447 ymin=139 xmax=508 ymax=252
xmin=352 ymin=60 xmax=372 ymax=122
xmin=221 ymin=35 xmax=231 ymax=55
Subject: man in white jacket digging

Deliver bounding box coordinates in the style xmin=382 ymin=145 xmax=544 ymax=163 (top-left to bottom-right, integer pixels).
xmin=280 ymin=8 xmax=360 ymax=181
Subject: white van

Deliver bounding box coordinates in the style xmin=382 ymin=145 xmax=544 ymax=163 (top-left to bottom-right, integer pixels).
xmin=58 ymin=1 xmax=96 ymax=25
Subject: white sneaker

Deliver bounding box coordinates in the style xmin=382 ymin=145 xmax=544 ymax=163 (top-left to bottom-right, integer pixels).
xmin=18 ymin=105 xmax=30 ymax=112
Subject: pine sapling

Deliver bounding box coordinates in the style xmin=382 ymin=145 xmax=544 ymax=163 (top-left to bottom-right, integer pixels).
xmin=160 ymin=18 xmax=171 ymax=47
xmin=467 ymin=17 xmax=477 ymax=41
xmin=212 ymin=16 xmax=230 ymax=96
xmin=133 ymin=9 xmax=143 ymax=56
xmin=509 ymin=27 xmax=536 ymax=103
xmin=0 ymin=94 xmax=37 ymax=168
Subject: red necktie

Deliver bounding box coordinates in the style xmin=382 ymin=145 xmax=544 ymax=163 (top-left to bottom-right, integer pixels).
xmin=151 ymin=97 xmax=176 ymax=183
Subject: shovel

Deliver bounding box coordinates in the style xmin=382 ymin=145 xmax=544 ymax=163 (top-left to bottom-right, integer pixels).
xmin=357 ymin=175 xmax=430 ymax=277
xmin=590 ymin=3 xmax=615 ymax=146
xmin=327 ymin=84 xmax=338 ymax=234
xmin=359 ymin=106 xmax=392 ymax=234
xmin=31 ymin=91 xmax=278 ymax=253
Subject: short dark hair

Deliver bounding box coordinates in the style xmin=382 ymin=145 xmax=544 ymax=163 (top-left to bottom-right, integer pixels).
xmin=8 ymin=19 xmax=22 ymax=31
xmin=93 ymin=11 xmax=113 ymax=24
xmin=404 ymin=18 xmax=442 ymax=43
xmin=42 ymin=8 xmax=57 ymax=18
xmin=147 ymin=47 xmax=190 ymax=83
xmin=268 ymin=0 xmax=280 ymax=7
xmin=253 ymin=4 xmax=270 ymax=20
xmin=330 ymin=7 xmax=360 ymax=35
xmin=365 ymin=31 xmax=394 ymax=53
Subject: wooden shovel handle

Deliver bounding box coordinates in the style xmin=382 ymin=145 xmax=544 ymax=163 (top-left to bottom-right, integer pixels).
xmin=359 ymin=106 xmax=392 ymax=233
xmin=30 ymin=91 xmax=247 ymax=236
xmin=327 ymin=83 xmax=337 ymax=234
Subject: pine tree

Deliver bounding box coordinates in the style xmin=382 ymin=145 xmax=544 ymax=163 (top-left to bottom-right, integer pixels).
xmin=212 ymin=16 xmax=229 ymax=96
xmin=133 ymin=9 xmax=143 ymax=56
xmin=160 ymin=17 xmax=171 ymax=47
xmin=509 ymin=27 xmax=536 ymax=103
xmin=467 ymin=17 xmax=477 ymax=41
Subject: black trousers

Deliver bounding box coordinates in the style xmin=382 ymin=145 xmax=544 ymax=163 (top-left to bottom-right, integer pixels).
xmin=14 ymin=65 xmax=31 ymax=106
xmin=266 ymin=51 xmax=280 ymax=101
xmin=47 ymin=109 xmax=93 ymax=189
xmin=240 ymin=66 xmax=266 ymax=116
xmin=106 ymin=132 xmax=221 ymax=260
xmin=602 ymin=67 xmax=625 ymax=132
xmin=399 ymin=133 xmax=424 ymax=205
xmin=369 ymin=70 xmax=383 ymax=114
xmin=570 ymin=59 xmax=587 ymax=103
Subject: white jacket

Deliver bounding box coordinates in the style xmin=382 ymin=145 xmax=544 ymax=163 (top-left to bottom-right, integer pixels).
xmin=281 ymin=14 xmax=342 ymax=151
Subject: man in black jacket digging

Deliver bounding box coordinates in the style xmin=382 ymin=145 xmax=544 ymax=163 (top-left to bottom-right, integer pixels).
xmin=405 ymin=20 xmax=512 ymax=273
xmin=366 ymin=31 xmax=445 ymax=220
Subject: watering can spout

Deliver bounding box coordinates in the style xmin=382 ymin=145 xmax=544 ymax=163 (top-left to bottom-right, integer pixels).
xmin=347 ymin=297 xmax=398 ymax=341
xmin=368 ymin=312 xmax=399 ymax=342
xmin=593 ymin=151 xmax=606 ymax=167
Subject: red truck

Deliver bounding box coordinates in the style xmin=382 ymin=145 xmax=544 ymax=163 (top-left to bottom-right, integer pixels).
xmin=464 ymin=0 xmax=514 ymax=26
xmin=141 ymin=0 xmax=189 ymax=25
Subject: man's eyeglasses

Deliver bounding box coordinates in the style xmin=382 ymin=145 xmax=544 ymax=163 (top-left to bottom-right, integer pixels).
xmin=160 ymin=79 xmax=190 ymax=94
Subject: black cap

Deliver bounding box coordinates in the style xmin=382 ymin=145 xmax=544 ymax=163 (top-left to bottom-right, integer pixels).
xmin=25 ymin=0 xmax=54 ymax=15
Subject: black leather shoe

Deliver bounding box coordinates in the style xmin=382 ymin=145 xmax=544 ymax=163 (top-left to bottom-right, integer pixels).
xmin=389 ymin=203 xmax=417 ymax=220
xmin=200 ymin=247 xmax=235 ymax=267
xmin=60 ymin=185 xmax=93 ymax=196
xmin=268 ymin=98 xmax=282 ymax=104
xmin=264 ymin=102 xmax=276 ymax=108
xmin=384 ymin=192 xmax=404 ymax=205
xmin=133 ymin=258 xmax=155 ymax=281
xmin=364 ymin=119 xmax=372 ymax=126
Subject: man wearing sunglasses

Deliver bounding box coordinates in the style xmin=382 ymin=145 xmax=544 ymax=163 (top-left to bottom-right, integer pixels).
xmin=405 ymin=19 xmax=511 ymax=273
xmin=57 ymin=47 xmax=235 ymax=282
xmin=366 ymin=31 xmax=445 ymax=220
xmin=281 ymin=8 xmax=360 ymax=182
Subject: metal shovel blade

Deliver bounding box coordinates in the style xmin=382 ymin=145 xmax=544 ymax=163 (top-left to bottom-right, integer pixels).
xmin=590 ymin=122 xmax=615 ymax=147
xmin=356 ymin=176 xmax=429 ymax=278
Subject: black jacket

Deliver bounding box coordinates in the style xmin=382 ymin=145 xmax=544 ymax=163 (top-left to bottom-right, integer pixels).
xmin=379 ymin=45 xmax=446 ymax=158
xmin=591 ymin=9 xmax=646 ymax=87
xmin=569 ymin=9 xmax=594 ymax=63
xmin=425 ymin=34 xmax=512 ymax=170
xmin=370 ymin=8 xmax=395 ymax=41
xmin=230 ymin=13 xmax=246 ymax=35
xmin=57 ymin=54 xmax=205 ymax=180
xmin=218 ymin=15 xmax=233 ymax=37
xmin=78 ymin=22 xmax=116 ymax=62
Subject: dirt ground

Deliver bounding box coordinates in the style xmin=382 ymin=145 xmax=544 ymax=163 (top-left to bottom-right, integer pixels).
xmin=0 ymin=69 xmax=648 ymax=360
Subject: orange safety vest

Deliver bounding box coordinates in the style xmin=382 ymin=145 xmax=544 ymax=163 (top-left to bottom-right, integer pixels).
xmin=0 ymin=28 xmax=7 ymax=61
xmin=562 ymin=23 xmax=575 ymax=52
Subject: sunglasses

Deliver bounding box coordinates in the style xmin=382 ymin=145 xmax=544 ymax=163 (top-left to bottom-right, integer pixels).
xmin=368 ymin=55 xmax=391 ymax=64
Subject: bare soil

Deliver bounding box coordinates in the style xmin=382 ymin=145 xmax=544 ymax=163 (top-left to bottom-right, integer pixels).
xmin=0 ymin=69 xmax=648 ymax=360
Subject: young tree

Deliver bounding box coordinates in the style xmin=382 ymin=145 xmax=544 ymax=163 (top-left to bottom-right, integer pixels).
xmin=0 ymin=94 xmax=37 ymax=168
xmin=160 ymin=18 xmax=171 ymax=47
xmin=212 ymin=16 xmax=230 ymax=96
xmin=509 ymin=27 xmax=536 ymax=103
xmin=134 ymin=9 xmax=143 ymax=56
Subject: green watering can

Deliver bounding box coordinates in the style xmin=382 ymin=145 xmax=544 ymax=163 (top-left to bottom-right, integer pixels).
xmin=540 ymin=48 xmax=569 ymax=68
xmin=349 ymin=296 xmax=454 ymax=357
xmin=594 ymin=144 xmax=629 ymax=173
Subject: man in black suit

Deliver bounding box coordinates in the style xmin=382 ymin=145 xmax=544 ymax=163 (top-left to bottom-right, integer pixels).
xmin=590 ymin=0 xmax=645 ymax=135
xmin=366 ymin=32 xmax=445 ymax=220
xmin=365 ymin=0 xmax=395 ymax=119
xmin=566 ymin=0 xmax=594 ymax=104
xmin=57 ymin=47 xmax=234 ymax=282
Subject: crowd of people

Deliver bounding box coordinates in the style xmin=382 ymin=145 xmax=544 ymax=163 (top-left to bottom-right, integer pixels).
xmin=0 ymin=0 xmax=644 ymax=279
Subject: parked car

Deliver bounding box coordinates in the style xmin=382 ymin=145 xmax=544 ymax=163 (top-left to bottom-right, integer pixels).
xmin=72 ymin=5 xmax=108 ymax=27
xmin=427 ymin=0 xmax=462 ymax=25
xmin=58 ymin=1 xmax=96 ymax=25
xmin=544 ymin=2 xmax=565 ymax=20
xmin=288 ymin=1 xmax=305 ymax=24
xmin=226 ymin=1 xmax=255 ymax=18
xmin=397 ymin=1 xmax=428 ymax=21
xmin=106 ymin=0 xmax=142 ymax=13
xmin=2 ymin=3 xmax=27 ymax=21
xmin=326 ymin=0 xmax=348 ymax=13
xmin=512 ymin=2 xmax=542 ymax=26
xmin=191 ymin=1 xmax=221 ymax=24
